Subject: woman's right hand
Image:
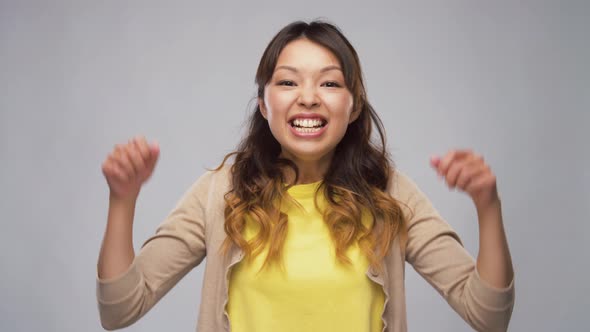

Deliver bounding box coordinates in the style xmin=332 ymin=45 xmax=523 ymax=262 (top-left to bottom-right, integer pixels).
xmin=102 ymin=136 xmax=160 ymax=201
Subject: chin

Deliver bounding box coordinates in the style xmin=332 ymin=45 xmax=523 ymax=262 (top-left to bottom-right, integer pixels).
xmin=281 ymin=146 xmax=333 ymax=163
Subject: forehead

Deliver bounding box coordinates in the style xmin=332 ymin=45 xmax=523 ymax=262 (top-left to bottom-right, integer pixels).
xmin=275 ymin=38 xmax=341 ymax=70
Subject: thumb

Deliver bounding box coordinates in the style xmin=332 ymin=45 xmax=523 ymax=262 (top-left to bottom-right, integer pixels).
xmin=430 ymin=155 xmax=440 ymax=168
xmin=149 ymin=141 xmax=160 ymax=162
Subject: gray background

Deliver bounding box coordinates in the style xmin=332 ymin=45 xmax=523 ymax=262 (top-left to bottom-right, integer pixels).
xmin=1 ymin=0 xmax=588 ymax=331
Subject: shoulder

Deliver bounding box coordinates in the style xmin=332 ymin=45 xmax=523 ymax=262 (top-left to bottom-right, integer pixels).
xmin=386 ymin=168 xmax=424 ymax=202
xmin=386 ymin=168 xmax=440 ymax=219
xmin=183 ymin=162 xmax=233 ymax=203
xmin=201 ymin=162 xmax=233 ymax=187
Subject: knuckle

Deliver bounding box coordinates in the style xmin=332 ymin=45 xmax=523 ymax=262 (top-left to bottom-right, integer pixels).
xmin=117 ymin=163 xmax=128 ymax=173
xmin=140 ymin=142 xmax=149 ymax=153
xmin=128 ymin=146 xmax=138 ymax=156
xmin=114 ymin=150 xmax=124 ymax=161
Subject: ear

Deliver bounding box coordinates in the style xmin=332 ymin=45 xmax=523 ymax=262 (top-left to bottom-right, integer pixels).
xmin=258 ymin=97 xmax=268 ymax=119
xmin=348 ymin=107 xmax=361 ymax=124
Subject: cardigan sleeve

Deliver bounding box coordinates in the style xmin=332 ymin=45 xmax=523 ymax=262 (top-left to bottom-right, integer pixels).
xmin=96 ymin=171 xmax=213 ymax=330
xmin=393 ymin=171 xmax=515 ymax=332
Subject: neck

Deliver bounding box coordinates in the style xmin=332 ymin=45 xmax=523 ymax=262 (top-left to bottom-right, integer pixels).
xmin=280 ymin=151 xmax=333 ymax=185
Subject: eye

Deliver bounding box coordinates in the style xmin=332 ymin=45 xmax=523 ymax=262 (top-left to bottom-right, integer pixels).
xmin=322 ymin=81 xmax=341 ymax=88
xmin=277 ymin=80 xmax=296 ymax=86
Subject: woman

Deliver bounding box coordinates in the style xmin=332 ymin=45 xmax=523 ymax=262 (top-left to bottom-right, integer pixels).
xmin=97 ymin=21 xmax=514 ymax=332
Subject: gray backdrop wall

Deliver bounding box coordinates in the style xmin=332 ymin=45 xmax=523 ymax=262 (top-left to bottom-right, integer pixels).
xmin=1 ymin=0 xmax=588 ymax=331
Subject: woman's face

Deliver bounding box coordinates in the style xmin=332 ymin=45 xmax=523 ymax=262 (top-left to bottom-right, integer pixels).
xmin=259 ymin=38 xmax=357 ymax=165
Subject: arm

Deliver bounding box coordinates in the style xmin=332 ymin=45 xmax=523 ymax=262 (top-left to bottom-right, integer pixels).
xmin=97 ymin=195 xmax=137 ymax=281
xmin=432 ymin=150 xmax=514 ymax=289
xmin=97 ymin=135 xmax=213 ymax=330
xmin=396 ymin=169 xmax=515 ymax=332
xmin=96 ymin=173 xmax=211 ymax=330
xmin=98 ymin=136 xmax=158 ymax=281
xmin=476 ymin=200 xmax=514 ymax=289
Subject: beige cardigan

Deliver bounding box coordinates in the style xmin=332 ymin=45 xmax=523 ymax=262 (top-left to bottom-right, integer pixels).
xmin=96 ymin=165 xmax=515 ymax=331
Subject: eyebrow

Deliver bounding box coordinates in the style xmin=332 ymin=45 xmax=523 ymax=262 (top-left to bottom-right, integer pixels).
xmin=274 ymin=65 xmax=342 ymax=73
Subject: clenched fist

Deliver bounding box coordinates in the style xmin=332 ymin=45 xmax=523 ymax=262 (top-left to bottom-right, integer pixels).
xmin=102 ymin=136 xmax=160 ymax=201
xmin=430 ymin=149 xmax=499 ymax=212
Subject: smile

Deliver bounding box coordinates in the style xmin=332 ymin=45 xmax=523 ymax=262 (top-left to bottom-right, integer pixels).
xmin=288 ymin=117 xmax=328 ymax=137
xmin=289 ymin=118 xmax=327 ymax=133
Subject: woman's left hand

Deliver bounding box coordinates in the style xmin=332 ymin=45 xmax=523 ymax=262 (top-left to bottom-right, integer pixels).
xmin=430 ymin=149 xmax=500 ymax=212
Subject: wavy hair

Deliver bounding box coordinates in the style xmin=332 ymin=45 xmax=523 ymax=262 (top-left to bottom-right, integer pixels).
xmin=216 ymin=20 xmax=407 ymax=274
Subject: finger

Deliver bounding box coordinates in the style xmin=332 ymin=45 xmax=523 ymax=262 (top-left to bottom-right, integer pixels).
xmin=438 ymin=149 xmax=468 ymax=176
xmin=150 ymin=141 xmax=160 ymax=160
xmin=147 ymin=141 xmax=160 ymax=166
xmin=134 ymin=136 xmax=151 ymax=164
xmin=446 ymin=154 xmax=482 ymax=188
xmin=112 ymin=163 xmax=129 ymax=182
xmin=457 ymin=154 xmax=485 ymax=186
xmin=445 ymin=154 xmax=475 ymax=188
xmin=126 ymin=139 xmax=147 ymax=175
xmin=445 ymin=159 xmax=467 ymax=188
xmin=437 ymin=151 xmax=454 ymax=176
xmin=430 ymin=155 xmax=441 ymax=169
xmin=113 ymin=145 xmax=135 ymax=179
xmin=456 ymin=163 xmax=487 ymax=190
xmin=105 ymin=158 xmax=130 ymax=182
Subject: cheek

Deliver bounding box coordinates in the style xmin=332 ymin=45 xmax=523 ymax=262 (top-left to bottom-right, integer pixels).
xmin=324 ymin=94 xmax=354 ymax=119
xmin=265 ymin=90 xmax=296 ymax=120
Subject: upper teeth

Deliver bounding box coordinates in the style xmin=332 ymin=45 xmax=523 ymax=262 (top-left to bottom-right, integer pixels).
xmin=292 ymin=118 xmax=324 ymax=127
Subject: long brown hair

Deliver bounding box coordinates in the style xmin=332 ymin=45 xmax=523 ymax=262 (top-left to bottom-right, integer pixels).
xmin=216 ymin=20 xmax=407 ymax=274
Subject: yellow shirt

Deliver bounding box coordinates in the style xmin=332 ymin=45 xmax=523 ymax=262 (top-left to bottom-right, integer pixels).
xmin=227 ymin=181 xmax=385 ymax=332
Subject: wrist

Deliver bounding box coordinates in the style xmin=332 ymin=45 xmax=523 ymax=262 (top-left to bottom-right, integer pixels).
xmin=476 ymin=198 xmax=502 ymax=221
xmin=109 ymin=192 xmax=138 ymax=207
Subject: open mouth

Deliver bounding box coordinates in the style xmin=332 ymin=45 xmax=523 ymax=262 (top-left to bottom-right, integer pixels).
xmin=289 ymin=118 xmax=327 ymax=133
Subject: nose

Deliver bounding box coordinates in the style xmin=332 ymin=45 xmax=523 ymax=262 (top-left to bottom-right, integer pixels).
xmin=297 ymin=84 xmax=320 ymax=109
